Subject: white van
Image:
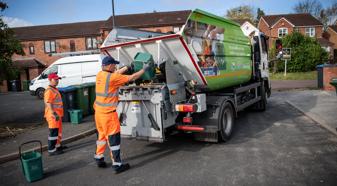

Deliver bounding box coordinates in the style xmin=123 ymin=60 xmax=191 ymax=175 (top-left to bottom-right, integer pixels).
xmin=29 ymin=54 xmax=102 ymax=99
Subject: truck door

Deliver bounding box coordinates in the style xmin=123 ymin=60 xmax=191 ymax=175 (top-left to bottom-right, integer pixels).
xmin=259 ymin=35 xmax=269 ymax=78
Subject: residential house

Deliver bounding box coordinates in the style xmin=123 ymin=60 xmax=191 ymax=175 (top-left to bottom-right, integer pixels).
xmin=2 ymin=10 xmax=191 ymax=92
xmin=324 ymin=25 xmax=337 ymax=62
xmin=258 ymin=13 xmax=324 ymax=48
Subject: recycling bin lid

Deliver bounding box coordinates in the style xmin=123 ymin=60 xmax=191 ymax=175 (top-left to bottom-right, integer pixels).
xmin=59 ymin=86 xmax=77 ymax=92
xmin=82 ymin=82 xmax=95 ymax=87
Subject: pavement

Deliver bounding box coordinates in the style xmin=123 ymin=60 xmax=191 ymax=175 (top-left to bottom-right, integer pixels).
xmin=271 ymin=80 xmax=317 ymax=90
xmin=0 ymin=82 xmax=337 ymax=185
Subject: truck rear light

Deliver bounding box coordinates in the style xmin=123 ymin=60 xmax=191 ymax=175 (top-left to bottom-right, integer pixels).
xmin=175 ymin=104 xmax=197 ymax=112
xmin=177 ymin=125 xmax=204 ymax=132
xmin=170 ymin=90 xmax=177 ymax=95
xmin=183 ymin=117 xmax=193 ymax=123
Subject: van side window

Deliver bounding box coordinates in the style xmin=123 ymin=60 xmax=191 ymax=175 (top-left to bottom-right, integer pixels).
xmin=41 ymin=65 xmax=58 ymax=79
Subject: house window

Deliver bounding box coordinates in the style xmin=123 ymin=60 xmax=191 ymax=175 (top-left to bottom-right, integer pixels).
xmin=294 ymin=27 xmax=300 ymax=32
xmin=305 ymin=27 xmax=315 ymax=37
xmin=44 ymin=40 xmax=56 ymax=53
xmin=173 ymin=27 xmax=180 ymax=33
xmin=29 ymin=43 xmax=34 ymax=54
xmin=70 ymin=40 xmax=76 ymax=52
xmin=278 ymin=28 xmax=288 ymax=38
xmin=86 ymin=37 xmax=97 ymax=50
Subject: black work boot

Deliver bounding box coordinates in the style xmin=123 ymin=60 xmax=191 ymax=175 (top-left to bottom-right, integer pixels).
xmin=113 ymin=163 xmax=130 ymax=174
xmin=95 ymin=158 xmax=107 ymax=168
xmin=56 ymin=145 xmax=68 ymax=151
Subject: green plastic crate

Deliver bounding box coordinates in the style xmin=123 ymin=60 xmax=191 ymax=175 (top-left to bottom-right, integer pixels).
xmin=69 ymin=109 xmax=83 ymax=124
xmin=133 ymin=52 xmax=155 ymax=80
xmin=20 ymin=141 xmax=43 ymax=182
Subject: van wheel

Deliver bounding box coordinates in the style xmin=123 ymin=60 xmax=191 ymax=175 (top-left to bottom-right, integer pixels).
xmin=219 ymin=102 xmax=234 ymax=142
xmin=36 ymin=88 xmax=45 ymax=99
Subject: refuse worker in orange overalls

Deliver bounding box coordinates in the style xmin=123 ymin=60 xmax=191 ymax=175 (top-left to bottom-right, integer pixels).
xmin=44 ymin=73 xmax=66 ymax=156
xmin=94 ymin=55 xmax=150 ymax=174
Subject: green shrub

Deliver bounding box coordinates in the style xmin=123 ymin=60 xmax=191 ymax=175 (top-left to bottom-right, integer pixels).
xmin=277 ymin=32 xmax=328 ymax=72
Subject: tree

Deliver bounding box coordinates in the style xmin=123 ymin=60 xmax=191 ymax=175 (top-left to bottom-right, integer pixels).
xmin=293 ymin=0 xmax=322 ymax=18
xmin=0 ymin=2 xmax=24 ymax=81
xmin=226 ymin=5 xmax=255 ymax=22
xmin=256 ymin=8 xmax=265 ymax=25
xmin=325 ymin=1 xmax=337 ymax=25
xmin=276 ymin=32 xmax=328 ymax=72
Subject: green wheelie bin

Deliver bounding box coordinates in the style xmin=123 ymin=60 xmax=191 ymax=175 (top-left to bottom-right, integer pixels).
xmin=59 ymin=86 xmax=77 ymax=122
xmin=330 ymin=77 xmax=337 ymax=95
xmin=83 ymin=82 xmax=96 ymax=114
xmin=74 ymin=84 xmax=90 ymax=116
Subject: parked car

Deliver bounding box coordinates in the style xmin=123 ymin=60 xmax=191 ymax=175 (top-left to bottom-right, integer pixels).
xmin=29 ymin=54 xmax=102 ymax=99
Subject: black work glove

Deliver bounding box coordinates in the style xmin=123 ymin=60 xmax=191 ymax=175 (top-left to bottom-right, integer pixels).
xmin=142 ymin=62 xmax=151 ymax=71
xmin=53 ymin=112 xmax=60 ymax=121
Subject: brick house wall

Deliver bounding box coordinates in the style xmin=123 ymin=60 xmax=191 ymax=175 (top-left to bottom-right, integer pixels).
xmin=323 ymin=65 xmax=337 ymax=91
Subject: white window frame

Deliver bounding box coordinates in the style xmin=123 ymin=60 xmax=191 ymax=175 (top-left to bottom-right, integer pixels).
xmin=44 ymin=40 xmax=56 ymax=53
xmin=278 ymin=28 xmax=288 ymax=38
xmin=86 ymin=37 xmax=97 ymax=50
xmin=305 ymin=27 xmax=315 ymax=37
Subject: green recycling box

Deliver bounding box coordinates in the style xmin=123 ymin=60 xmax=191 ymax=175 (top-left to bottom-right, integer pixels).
xmin=69 ymin=109 xmax=83 ymax=124
xmin=74 ymin=85 xmax=89 ymax=116
xmin=133 ymin=52 xmax=155 ymax=80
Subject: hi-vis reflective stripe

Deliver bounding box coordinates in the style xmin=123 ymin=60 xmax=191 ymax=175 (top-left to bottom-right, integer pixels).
xmin=96 ymin=140 xmax=107 ymax=146
xmin=48 ymin=136 xmax=58 ymax=140
xmin=95 ymin=101 xmax=118 ymax=107
xmin=110 ymin=145 xmax=120 ymax=151
xmin=96 ymin=91 xmax=118 ymax=98
xmin=48 ymin=148 xmax=57 ymax=153
xmin=54 ymin=98 xmax=62 ymax=103
xmin=113 ymin=162 xmax=122 ymax=166
xmin=94 ymin=154 xmax=104 ymax=159
xmin=51 ymin=104 xmax=63 ymax=108
xmin=95 ymin=72 xmax=118 ymax=98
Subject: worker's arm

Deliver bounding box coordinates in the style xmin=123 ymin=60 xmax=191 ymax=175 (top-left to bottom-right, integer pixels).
xmin=115 ymin=66 xmax=129 ymax=74
xmin=127 ymin=69 xmax=145 ymax=82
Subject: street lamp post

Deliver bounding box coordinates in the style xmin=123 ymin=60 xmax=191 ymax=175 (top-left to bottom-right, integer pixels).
xmin=112 ymin=0 xmax=115 ymax=29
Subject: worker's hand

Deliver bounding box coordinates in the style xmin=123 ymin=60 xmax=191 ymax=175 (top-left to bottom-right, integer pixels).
xmin=127 ymin=64 xmax=134 ymax=73
xmin=142 ymin=63 xmax=151 ymax=71
xmin=53 ymin=112 xmax=60 ymax=121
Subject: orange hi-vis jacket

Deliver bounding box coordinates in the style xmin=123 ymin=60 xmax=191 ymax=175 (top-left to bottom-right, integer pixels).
xmin=44 ymin=85 xmax=64 ymax=118
xmin=94 ymin=71 xmax=129 ymax=113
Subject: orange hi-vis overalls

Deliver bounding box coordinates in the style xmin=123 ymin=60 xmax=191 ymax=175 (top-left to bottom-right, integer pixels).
xmin=44 ymin=85 xmax=64 ymax=153
xmin=94 ymin=70 xmax=129 ymax=166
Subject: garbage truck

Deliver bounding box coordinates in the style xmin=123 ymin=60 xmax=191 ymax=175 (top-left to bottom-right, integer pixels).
xmin=99 ymin=9 xmax=271 ymax=142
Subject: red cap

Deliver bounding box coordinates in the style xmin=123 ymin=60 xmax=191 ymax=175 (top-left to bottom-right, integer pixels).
xmin=48 ymin=73 xmax=61 ymax=80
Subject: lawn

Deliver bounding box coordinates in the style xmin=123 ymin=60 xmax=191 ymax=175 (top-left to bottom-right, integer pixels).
xmin=269 ymin=71 xmax=317 ymax=80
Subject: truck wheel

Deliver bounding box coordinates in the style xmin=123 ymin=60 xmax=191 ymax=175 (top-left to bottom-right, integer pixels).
xmin=36 ymin=88 xmax=45 ymax=99
xmin=219 ymin=102 xmax=234 ymax=142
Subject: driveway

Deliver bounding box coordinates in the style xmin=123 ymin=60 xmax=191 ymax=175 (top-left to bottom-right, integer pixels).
xmin=0 ymin=92 xmax=44 ymax=127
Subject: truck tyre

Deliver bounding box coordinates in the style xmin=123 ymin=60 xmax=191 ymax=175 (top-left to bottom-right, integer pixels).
xmin=219 ymin=102 xmax=234 ymax=142
xmin=36 ymin=88 xmax=45 ymax=99
xmin=255 ymin=82 xmax=267 ymax=111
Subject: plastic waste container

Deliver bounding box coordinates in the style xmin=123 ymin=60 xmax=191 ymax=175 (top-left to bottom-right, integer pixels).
xmin=69 ymin=109 xmax=83 ymax=124
xmin=59 ymin=86 xmax=77 ymax=122
xmin=317 ymin=64 xmax=324 ymax=89
xmin=83 ymin=82 xmax=96 ymax=114
xmin=74 ymin=85 xmax=90 ymax=116
xmin=19 ymin=140 xmax=43 ymax=182
xmin=9 ymin=80 xmax=22 ymax=92
xmin=22 ymin=80 xmax=30 ymax=91
xmin=330 ymin=77 xmax=337 ymax=95
xmin=133 ymin=52 xmax=155 ymax=80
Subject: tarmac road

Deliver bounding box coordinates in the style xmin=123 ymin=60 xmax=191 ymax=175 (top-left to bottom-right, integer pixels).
xmin=1 ymin=91 xmax=337 ymax=185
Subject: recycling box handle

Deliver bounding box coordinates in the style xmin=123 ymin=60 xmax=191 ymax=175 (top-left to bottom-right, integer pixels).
xmin=19 ymin=140 xmax=43 ymax=158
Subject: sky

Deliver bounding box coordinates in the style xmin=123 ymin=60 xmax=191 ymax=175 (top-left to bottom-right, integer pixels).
xmin=1 ymin=0 xmax=336 ymax=27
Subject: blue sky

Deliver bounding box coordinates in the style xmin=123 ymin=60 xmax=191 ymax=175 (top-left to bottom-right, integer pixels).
xmin=1 ymin=0 xmax=335 ymax=27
